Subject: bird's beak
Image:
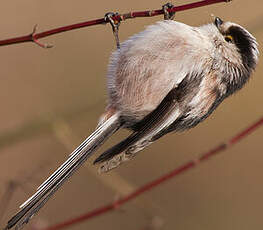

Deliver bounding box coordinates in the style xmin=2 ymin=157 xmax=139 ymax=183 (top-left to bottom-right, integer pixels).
xmin=214 ymin=17 xmax=223 ymax=28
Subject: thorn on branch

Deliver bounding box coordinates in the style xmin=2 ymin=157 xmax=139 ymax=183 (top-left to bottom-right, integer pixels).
xmin=30 ymin=25 xmax=53 ymax=49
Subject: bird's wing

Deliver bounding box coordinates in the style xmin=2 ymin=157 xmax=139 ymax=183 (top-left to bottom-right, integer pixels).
xmin=93 ymin=86 xmax=181 ymax=171
xmin=94 ymin=69 xmax=216 ymax=172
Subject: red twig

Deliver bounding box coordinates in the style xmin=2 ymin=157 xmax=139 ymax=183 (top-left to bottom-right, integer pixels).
xmin=42 ymin=116 xmax=263 ymax=230
xmin=0 ymin=0 xmax=231 ymax=48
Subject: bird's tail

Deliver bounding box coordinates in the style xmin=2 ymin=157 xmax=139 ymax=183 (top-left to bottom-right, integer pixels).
xmin=5 ymin=112 xmax=121 ymax=230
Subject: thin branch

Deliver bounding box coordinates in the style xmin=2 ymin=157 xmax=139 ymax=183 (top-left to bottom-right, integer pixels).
xmin=0 ymin=164 xmax=50 ymax=226
xmin=41 ymin=116 xmax=263 ymax=230
xmin=0 ymin=0 xmax=231 ymax=48
xmin=0 ymin=182 xmax=17 ymax=223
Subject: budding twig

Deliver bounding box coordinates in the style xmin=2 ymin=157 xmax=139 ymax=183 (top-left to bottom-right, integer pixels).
xmin=0 ymin=0 xmax=231 ymax=48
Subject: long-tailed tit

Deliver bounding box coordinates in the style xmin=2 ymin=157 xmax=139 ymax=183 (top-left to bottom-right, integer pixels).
xmin=6 ymin=16 xmax=258 ymax=230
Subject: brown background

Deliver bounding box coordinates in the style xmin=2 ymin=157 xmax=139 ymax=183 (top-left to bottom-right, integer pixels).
xmin=0 ymin=1 xmax=262 ymax=230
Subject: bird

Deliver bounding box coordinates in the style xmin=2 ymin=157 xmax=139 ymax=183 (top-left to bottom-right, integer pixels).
xmin=5 ymin=16 xmax=258 ymax=230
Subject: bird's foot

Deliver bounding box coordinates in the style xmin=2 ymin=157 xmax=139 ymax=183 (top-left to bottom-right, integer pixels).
xmin=104 ymin=12 xmax=121 ymax=49
xmin=162 ymin=3 xmax=176 ymax=20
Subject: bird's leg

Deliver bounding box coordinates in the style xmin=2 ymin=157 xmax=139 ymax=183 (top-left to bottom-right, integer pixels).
xmin=104 ymin=12 xmax=121 ymax=49
xmin=162 ymin=3 xmax=176 ymax=20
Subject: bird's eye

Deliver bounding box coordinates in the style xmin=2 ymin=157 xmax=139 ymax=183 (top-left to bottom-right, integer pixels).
xmin=225 ymin=35 xmax=233 ymax=43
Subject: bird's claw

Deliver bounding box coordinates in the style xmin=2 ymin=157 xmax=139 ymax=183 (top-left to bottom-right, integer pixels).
xmin=162 ymin=3 xmax=176 ymax=20
xmin=104 ymin=12 xmax=121 ymax=49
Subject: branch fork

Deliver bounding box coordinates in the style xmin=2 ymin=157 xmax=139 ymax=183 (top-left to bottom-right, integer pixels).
xmin=30 ymin=25 xmax=53 ymax=49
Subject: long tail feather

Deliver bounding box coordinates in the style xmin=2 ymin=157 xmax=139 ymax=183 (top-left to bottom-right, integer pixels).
xmin=5 ymin=113 xmax=120 ymax=230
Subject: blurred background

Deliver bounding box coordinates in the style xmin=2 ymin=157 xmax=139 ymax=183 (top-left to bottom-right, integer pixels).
xmin=0 ymin=0 xmax=262 ymax=230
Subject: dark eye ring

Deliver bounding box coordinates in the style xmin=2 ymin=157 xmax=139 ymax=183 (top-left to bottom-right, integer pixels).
xmin=225 ymin=35 xmax=233 ymax=43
